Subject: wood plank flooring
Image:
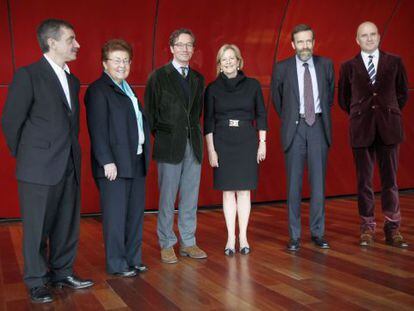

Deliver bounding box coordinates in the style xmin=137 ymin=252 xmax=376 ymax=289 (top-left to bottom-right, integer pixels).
xmin=1 ymin=191 xmax=414 ymax=310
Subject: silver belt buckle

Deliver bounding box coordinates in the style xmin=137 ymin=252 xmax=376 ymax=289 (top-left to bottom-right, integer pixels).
xmin=229 ymin=119 xmax=239 ymax=127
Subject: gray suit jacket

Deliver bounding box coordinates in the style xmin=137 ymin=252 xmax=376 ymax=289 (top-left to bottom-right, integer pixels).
xmin=271 ymin=55 xmax=335 ymax=151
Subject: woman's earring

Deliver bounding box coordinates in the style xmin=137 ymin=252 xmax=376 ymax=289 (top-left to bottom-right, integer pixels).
xmin=237 ymin=67 xmax=240 ymax=71
xmin=220 ymin=68 xmax=223 ymax=72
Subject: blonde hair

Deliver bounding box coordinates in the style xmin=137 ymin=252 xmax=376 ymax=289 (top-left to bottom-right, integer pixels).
xmin=216 ymin=44 xmax=244 ymax=76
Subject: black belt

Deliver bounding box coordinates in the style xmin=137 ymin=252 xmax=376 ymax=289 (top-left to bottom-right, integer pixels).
xmin=215 ymin=119 xmax=253 ymax=128
xmin=299 ymin=113 xmax=322 ymax=118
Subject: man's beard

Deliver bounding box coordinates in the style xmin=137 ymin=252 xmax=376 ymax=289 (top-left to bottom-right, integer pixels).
xmin=297 ymin=48 xmax=312 ymax=61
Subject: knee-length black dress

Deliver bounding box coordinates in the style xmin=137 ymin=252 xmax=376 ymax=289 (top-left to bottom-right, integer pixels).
xmin=204 ymin=72 xmax=267 ymax=190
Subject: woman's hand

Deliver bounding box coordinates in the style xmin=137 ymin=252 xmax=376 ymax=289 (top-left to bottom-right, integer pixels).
xmin=104 ymin=163 xmax=117 ymax=181
xmin=257 ymin=141 xmax=266 ymax=163
xmin=208 ymin=150 xmax=219 ymax=167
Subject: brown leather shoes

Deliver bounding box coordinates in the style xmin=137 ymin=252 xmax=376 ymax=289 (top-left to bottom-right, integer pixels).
xmin=385 ymin=232 xmax=409 ymax=248
xmin=360 ymin=230 xmax=374 ymax=246
xmin=161 ymin=247 xmax=178 ymax=264
xmin=179 ymin=245 xmax=208 ymax=259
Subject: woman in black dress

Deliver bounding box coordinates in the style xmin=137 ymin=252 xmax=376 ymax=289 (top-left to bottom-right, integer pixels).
xmin=204 ymin=44 xmax=267 ymax=256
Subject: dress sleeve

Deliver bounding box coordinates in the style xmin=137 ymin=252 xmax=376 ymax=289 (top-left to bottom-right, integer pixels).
xmin=254 ymin=80 xmax=268 ymax=130
xmin=203 ymin=85 xmax=215 ymax=135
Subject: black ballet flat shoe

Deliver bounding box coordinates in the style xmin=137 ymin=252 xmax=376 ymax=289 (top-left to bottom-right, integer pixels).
xmin=224 ymin=248 xmax=235 ymax=256
xmin=240 ymin=247 xmax=251 ymax=255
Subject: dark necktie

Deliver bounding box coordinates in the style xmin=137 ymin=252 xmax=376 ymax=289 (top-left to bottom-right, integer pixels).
xmin=303 ymin=63 xmax=315 ymax=126
xmin=180 ymin=66 xmax=187 ymax=78
xmin=367 ymin=55 xmax=376 ymax=84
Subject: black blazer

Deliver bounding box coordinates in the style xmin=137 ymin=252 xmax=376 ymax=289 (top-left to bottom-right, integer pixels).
xmin=84 ymin=73 xmax=151 ymax=178
xmin=271 ymin=55 xmax=335 ymax=151
xmin=1 ymin=57 xmax=81 ymax=185
xmin=144 ymin=62 xmax=205 ymax=164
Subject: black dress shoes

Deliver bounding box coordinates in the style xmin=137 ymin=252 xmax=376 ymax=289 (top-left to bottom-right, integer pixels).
xmin=240 ymin=247 xmax=251 ymax=255
xmin=311 ymin=236 xmax=330 ymax=249
xmin=287 ymin=239 xmax=300 ymax=252
xmin=30 ymin=285 xmax=53 ymax=303
xmin=130 ymin=264 xmax=148 ymax=273
xmin=113 ymin=269 xmax=137 ymax=277
xmin=51 ymin=275 xmax=94 ymax=289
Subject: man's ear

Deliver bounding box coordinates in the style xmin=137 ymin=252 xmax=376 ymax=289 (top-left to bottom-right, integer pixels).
xmin=47 ymin=38 xmax=55 ymax=51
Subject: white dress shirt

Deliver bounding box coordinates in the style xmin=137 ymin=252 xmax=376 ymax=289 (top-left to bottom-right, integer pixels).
xmin=44 ymin=54 xmax=71 ymax=109
xmin=361 ymin=49 xmax=379 ymax=72
xmin=295 ymin=55 xmax=321 ymax=114
xmin=172 ymin=59 xmax=189 ymax=77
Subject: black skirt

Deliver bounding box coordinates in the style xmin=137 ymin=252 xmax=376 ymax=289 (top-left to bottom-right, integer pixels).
xmin=213 ymin=123 xmax=258 ymax=190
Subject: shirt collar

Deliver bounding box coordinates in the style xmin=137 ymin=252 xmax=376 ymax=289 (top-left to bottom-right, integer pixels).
xmin=295 ymin=55 xmax=315 ymax=68
xmin=361 ymin=49 xmax=379 ymax=60
xmin=43 ymin=54 xmax=70 ymax=74
xmin=172 ymin=59 xmax=189 ymax=72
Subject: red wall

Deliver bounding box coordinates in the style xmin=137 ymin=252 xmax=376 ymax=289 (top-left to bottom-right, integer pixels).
xmin=1 ymin=0 xmax=413 ymax=218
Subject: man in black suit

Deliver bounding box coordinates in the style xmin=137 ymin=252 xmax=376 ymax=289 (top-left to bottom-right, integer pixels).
xmin=1 ymin=19 xmax=93 ymax=303
xmin=271 ymin=24 xmax=335 ymax=251
xmin=145 ymin=29 xmax=207 ymax=263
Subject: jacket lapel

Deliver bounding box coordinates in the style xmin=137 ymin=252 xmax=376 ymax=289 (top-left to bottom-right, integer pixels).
xmin=314 ymin=56 xmax=324 ymax=100
xmin=165 ymin=63 xmax=187 ymax=109
xmin=374 ymin=50 xmax=386 ymax=87
xmin=101 ymin=73 xmax=137 ymax=119
xmin=40 ymin=57 xmax=72 ymax=112
xmin=188 ymin=69 xmax=199 ymax=112
xmin=355 ymin=53 xmax=372 ymax=87
xmin=290 ymin=57 xmax=300 ymax=108
xmin=66 ymin=72 xmax=78 ymax=115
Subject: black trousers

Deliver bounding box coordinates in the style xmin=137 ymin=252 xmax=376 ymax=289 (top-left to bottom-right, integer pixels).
xmin=18 ymin=155 xmax=80 ymax=289
xmin=96 ymin=154 xmax=146 ymax=274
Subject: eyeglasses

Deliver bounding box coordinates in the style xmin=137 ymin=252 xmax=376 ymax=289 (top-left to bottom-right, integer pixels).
xmin=174 ymin=43 xmax=194 ymax=50
xmin=220 ymin=56 xmax=237 ymax=64
xmin=107 ymin=58 xmax=132 ymax=65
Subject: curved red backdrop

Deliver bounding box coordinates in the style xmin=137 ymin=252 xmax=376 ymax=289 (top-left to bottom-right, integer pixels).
xmin=0 ymin=0 xmax=413 ymax=218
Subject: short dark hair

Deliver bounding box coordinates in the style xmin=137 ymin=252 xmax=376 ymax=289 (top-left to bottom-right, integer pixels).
xmin=169 ymin=28 xmax=196 ymax=47
xmin=37 ymin=19 xmax=74 ymax=53
xmin=291 ymin=24 xmax=315 ymax=42
xmin=101 ymin=39 xmax=133 ymax=61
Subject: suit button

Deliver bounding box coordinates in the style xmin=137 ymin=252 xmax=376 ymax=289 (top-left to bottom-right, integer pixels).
xmin=373 ymin=93 xmax=377 ymax=96
xmin=295 ymin=121 xmax=299 ymax=124
xmin=371 ymin=105 xmax=376 ymax=109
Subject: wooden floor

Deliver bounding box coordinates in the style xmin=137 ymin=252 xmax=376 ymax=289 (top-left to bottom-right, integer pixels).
xmin=1 ymin=192 xmax=414 ymax=310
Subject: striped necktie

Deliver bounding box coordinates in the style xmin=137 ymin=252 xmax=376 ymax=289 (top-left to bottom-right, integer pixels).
xmin=303 ymin=63 xmax=315 ymax=126
xmin=367 ymin=55 xmax=376 ymax=84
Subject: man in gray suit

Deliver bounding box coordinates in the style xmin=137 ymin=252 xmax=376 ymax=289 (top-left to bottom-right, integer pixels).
xmin=271 ymin=24 xmax=335 ymax=251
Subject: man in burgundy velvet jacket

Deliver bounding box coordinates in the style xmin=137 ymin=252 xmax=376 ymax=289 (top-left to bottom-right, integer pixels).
xmin=338 ymin=21 xmax=409 ymax=248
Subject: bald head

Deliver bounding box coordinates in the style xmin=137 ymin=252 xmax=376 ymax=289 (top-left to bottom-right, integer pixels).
xmin=356 ymin=21 xmax=380 ymax=53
